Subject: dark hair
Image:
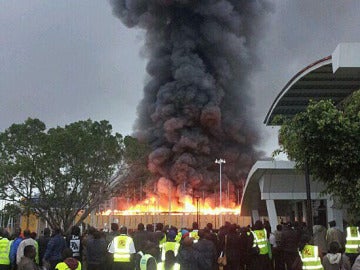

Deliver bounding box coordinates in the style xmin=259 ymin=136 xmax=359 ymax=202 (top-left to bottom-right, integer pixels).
xmin=155 ymin=223 xmax=163 ymax=231
xmin=138 ymin=223 xmax=145 ymax=231
xmin=120 ymin=226 xmax=127 ymax=234
xmin=192 ymin=222 xmax=199 ymax=230
xmin=23 ymin=229 xmax=31 ymax=238
xmin=329 ymin=241 xmax=340 ymax=254
xmin=24 ymin=245 xmax=36 ymax=257
xmin=71 ymin=226 xmax=81 ymax=236
xmin=111 ymin=223 xmax=119 ymax=232
xmin=62 ymin=248 xmax=73 ymax=260
xmin=146 ymin=224 xmax=154 ymax=232
xmin=43 ymin=228 xmax=51 ymax=236
xmin=147 ymin=256 xmax=157 ymax=270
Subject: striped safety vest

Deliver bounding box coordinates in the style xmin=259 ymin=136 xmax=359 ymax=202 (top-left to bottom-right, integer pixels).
xmin=160 ymin=241 xmax=180 ymax=261
xmin=345 ymin=226 xmax=360 ymax=254
xmin=113 ymin=235 xmax=133 ymax=262
xmin=299 ymin=244 xmax=324 ymax=270
xmin=0 ymin=237 xmax=10 ymax=265
xmin=251 ymin=229 xmax=269 ymax=255
xmin=139 ymin=254 xmax=156 ymax=270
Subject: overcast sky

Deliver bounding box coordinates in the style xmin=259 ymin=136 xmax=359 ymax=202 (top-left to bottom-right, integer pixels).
xmin=1 ymin=1 xmax=359 ymax=156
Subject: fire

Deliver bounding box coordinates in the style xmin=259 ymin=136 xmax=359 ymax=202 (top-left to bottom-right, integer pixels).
xmin=100 ymin=195 xmax=241 ymax=216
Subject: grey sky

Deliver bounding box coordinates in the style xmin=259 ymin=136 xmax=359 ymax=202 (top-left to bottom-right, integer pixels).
xmin=1 ymin=1 xmax=359 ymax=156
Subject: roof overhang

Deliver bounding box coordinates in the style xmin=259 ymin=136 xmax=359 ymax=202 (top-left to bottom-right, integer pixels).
xmin=265 ymin=43 xmax=360 ymax=125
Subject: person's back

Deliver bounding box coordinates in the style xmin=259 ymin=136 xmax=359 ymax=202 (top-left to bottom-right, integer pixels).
xmin=38 ymin=228 xmax=51 ymax=267
xmin=86 ymin=230 xmax=107 ymax=270
xmin=177 ymin=237 xmax=200 ymax=270
xmin=17 ymin=245 xmax=38 ymax=270
xmin=133 ymin=223 xmax=150 ymax=253
xmin=313 ymin=224 xmax=328 ymax=256
xmin=17 ymin=230 xmax=38 ymax=265
xmin=66 ymin=226 xmax=82 ymax=262
xmin=322 ymin=241 xmax=351 ymax=270
xmin=327 ymin=221 xmax=345 ymax=252
xmin=193 ymin=230 xmax=217 ymax=270
xmin=44 ymin=228 xmax=66 ymax=269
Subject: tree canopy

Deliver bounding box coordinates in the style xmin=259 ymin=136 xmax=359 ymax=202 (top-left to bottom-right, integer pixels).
xmin=275 ymin=90 xmax=360 ymax=219
xmin=0 ymin=118 xmax=124 ymax=232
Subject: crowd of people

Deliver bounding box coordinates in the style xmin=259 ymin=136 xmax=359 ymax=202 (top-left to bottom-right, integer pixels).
xmin=0 ymin=219 xmax=359 ymax=270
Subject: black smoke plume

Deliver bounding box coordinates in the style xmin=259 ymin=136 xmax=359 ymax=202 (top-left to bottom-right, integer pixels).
xmin=110 ymin=0 xmax=271 ymax=207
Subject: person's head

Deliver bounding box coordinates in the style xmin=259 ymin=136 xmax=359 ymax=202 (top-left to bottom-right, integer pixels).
xmin=253 ymin=220 xmax=264 ymax=230
xmin=24 ymin=245 xmax=36 ymax=260
xmin=43 ymin=228 xmax=51 ymax=237
xmin=206 ymin=223 xmax=213 ymax=231
xmin=0 ymin=227 xmax=6 ymax=237
xmin=120 ymin=226 xmax=128 ymax=235
xmin=111 ymin=223 xmax=119 ymax=232
xmin=23 ymin=229 xmax=31 ymax=238
xmin=146 ymin=256 xmax=157 ymax=270
xmin=53 ymin=227 xmax=62 ymax=236
xmin=93 ymin=230 xmax=102 ymax=239
xmin=146 ymin=224 xmax=154 ymax=232
xmin=182 ymin=236 xmax=193 ymax=247
xmin=138 ymin=223 xmax=145 ymax=231
xmin=165 ymin=250 xmax=176 ymax=265
xmin=192 ymin=222 xmax=199 ymax=230
xmin=167 ymin=229 xmax=176 ymax=241
xmin=30 ymin=232 xmax=37 ymax=239
xmin=328 ymin=220 xmax=336 ymax=228
xmin=155 ymin=223 xmax=163 ymax=231
xmin=62 ymin=247 xmax=73 ymax=260
xmin=329 ymin=241 xmax=340 ymax=254
xmin=71 ymin=226 xmax=81 ymax=236
xmin=14 ymin=227 xmax=22 ymax=237
xmin=276 ymin=224 xmax=282 ymax=231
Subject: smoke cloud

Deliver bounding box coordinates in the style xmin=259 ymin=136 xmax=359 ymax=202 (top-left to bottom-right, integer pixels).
xmin=110 ymin=0 xmax=271 ymax=205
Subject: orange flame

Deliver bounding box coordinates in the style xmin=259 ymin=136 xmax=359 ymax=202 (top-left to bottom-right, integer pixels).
xmin=100 ymin=195 xmax=240 ymax=216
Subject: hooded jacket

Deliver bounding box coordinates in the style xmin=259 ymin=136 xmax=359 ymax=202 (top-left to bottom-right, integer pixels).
xmin=322 ymin=253 xmax=351 ymax=270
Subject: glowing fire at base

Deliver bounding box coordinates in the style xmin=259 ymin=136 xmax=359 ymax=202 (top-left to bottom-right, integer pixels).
xmin=100 ymin=195 xmax=241 ymax=216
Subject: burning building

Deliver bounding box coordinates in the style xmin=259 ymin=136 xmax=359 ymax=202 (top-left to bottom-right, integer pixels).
xmin=107 ymin=0 xmax=272 ymax=224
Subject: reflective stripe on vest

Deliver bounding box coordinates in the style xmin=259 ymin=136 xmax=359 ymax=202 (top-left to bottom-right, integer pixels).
xmin=299 ymin=245 xmax=324 ymax=270
xmin=160 ymin=242 xmax=180 ymax=261
xmin=175 ymin=232 xmax=182 ymax=243
xmin=157 ymin=262 xmax=181 ymax=270
xmin=0 ymin=238 xmax=10 ymax=265
xmin=252 ymin=229 xmax=269 ymax=254
xmin=345 ymin=226 xmax=360 ymax=254
xmin=114 ymin=235 xmax=132 ymax=262
xmin=140 ymin=254 xmax=156 ymax=270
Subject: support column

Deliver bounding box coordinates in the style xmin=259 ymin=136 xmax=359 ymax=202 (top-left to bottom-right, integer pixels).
xmin=266 ymin=199 xmax=278 ymax=232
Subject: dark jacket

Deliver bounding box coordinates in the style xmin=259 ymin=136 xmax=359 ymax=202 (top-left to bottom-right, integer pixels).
xmin=44 ymin=234 xmax=66 ymax=261
xmin=177 ymin=245 xmax=200 ymax=270
xmin=194 ymin=238 xmax=217 ymax=270
xmin=280 ymin=226 xmax=300 ymax=253
xmin=86 ymin=237 xmax=107 ymax=265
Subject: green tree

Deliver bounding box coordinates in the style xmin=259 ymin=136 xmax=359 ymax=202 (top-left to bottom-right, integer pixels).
xmin=0 ymin=118 xmax=124 ymax=232
xmin=116 ymin=136 xmax=152 ymax=200
xmin=275 ymin=90 xmax=360 ymax=219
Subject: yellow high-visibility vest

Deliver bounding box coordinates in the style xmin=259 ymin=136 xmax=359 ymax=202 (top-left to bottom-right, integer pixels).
xmin=139 ymin=254 xmax=157 ymax=270
xmin=55 ymin=261 xmax=82 ymax=270
xmin=160 ymin=241 xmax=180 ymax=261
xmin=0 ymin=238 xmax=10 ymax=265
xmin=299 ymin=244 xmax=324 ymax=270
xmin=113 ymin=235 xmax=133 ymax=262
xmin=345 ymin=226 xmax=360 ymax=254
xmin=251 ymin=229 xmax=269 ymax=255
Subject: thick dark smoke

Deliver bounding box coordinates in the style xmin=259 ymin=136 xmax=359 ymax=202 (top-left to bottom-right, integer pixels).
xmin=110 ymin=0 xmax=271 ymax=206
